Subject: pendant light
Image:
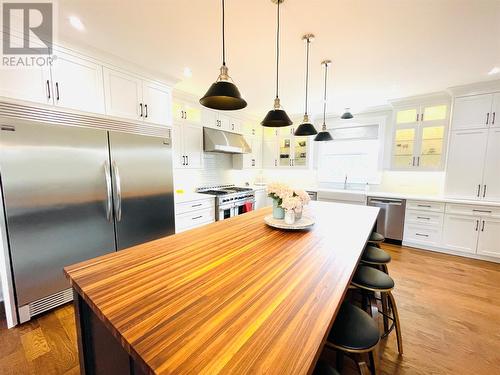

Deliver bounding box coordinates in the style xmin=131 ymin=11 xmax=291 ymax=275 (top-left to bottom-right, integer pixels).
xmin=294 ymin=34 xmax=318 ymax=136
xmin=200 ymin=0 xmax=247 ymax=111
xmin=261 ymin=0 xmax=292 ymax=127
xmin=341 ymin=108 xmax=353 ymax=119
xmin=314 ymin=60 xmax=333 ymax=141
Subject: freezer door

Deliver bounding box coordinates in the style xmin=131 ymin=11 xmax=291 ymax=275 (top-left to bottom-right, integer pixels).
xmin=108 ymin=131 xmax=175 ymax=250
xmin=0 ymin=120 xmax=116 ymax=306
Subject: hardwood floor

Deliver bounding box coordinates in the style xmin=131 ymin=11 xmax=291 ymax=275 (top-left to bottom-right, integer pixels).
xmin=1 ymin=244 xmax=499 ymax=374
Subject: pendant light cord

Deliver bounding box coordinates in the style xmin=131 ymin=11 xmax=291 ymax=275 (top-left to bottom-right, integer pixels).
xmin=222 ymin=0 xmax=226 ymax=66
xmin=304 ymin=37 xmax=310 ymax=116
xmin=275 ymin=0 xmax=280 ymax=99
xmin=323 ymin=62 xmax=328 ymax=125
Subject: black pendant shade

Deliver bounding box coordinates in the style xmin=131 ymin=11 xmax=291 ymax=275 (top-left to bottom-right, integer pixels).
xmin=295 ymin=121 xmax=317 ymax=136
xmin=314 ymin=130 xmax=333 ymax=141
xmin=294 ymin=34 xmax=317 ymax=136
xmin=261 ymin=108 xmax=293 ymax=127
xmin=200 ymin=0 xmax=247 ymax=111
xmin=200 ymin=79 xmax=247 ymax=110
xmin=314 ymin=60 xmax=333 ymax=142
xmin=341 ymin=109 xmax=353 ymax=119
xmin=261 ymin=0 xmax=292 ymax=127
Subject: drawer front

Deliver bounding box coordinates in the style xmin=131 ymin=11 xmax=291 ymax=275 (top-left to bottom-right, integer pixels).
xmin=404 ymin=224 xmax=442 ymax=246
xmin=405 ymin=210 xmax=444 ymax=226
xmin=176 ymin=198 xmax=215 ymax=215
xmin=446 ymin=203 xmax=500 ymax=218
xmin=176 ymin=207 xmax=215 ymax=232
xmin=406 ymin=200 xmax=445 ymax=212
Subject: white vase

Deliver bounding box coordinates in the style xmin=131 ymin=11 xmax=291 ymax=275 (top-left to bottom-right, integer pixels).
xmin=284 ymin=209 xmax=296 ymax=225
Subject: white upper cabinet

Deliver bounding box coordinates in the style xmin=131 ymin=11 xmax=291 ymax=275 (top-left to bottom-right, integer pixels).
xmin=51 ymin=52 xmax=105 ymax=114
xmin=103 ymin=67 xmax=171 ymax=126
xmin=173 ymin=98 xmax=202 ymax=124
xmin=0 ymin=65 xmax=51 ymax=105
xmin=445 ymin=129 xmax=488 ymax=199
xmin=181 ymin=123 xmax=203 ymax=169
xmin=492 ymin=93 xmax=500 ymax=128
xmin=142 ymin=80 xmax=172 ymax=126
xmin=103 ymin=67 xmax=142 ymax=121
xmin=391 ymin=99 xmax=450 ymax=170
xmin=233 ymin=134 xmax=262 ymax=169
xmin=452 ymin=94 xmax=494 ymax=130
xmin=202 ymin=109 xmax=242 ymax=134
xmin=482 ymin=128 xmax=500 ymax=201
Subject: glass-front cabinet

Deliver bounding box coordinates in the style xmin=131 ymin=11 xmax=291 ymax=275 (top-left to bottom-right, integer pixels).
xmin=391 ymin=99 xmax=450 ymax=170
xmin=263 ymin=126 xmax=311 ymax=168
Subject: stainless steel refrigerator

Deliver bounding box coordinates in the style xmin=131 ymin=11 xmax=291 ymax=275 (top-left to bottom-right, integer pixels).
xmin=0 ymin=117 xmax=175 ymax=323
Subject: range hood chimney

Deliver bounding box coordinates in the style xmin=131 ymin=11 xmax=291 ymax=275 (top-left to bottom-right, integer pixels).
xmin=203 ymin=127 xmax=251 ymax=154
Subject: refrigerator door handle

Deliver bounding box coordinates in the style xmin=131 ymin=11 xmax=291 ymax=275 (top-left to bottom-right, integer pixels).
xmin=104 ymin=162 xmax=113 ymax=221
xmin=112 ymin=161 xmax=122 ymax=222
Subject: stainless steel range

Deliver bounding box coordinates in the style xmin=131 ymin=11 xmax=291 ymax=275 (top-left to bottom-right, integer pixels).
xmin=197 ymin=185 xmax=255 ymax=221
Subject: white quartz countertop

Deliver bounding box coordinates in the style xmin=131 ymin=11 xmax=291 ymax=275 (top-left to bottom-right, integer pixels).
xmin=304 ymin=188 xmax=500 ymax=207
xmin=174 ymin=192 xmax=215 ymax=204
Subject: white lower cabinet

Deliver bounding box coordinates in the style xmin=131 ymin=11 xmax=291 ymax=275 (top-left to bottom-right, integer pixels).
xmin=254 ymin=189 xmax=270 ymax=210
xmin=404 ymin=199 xmax=500 ymax=261
xmin=175 ymin=197 xmax=215 ymax=233
xmin=476 ymin=218 xmax=500 ymax=258
xmin=441 ymin=214 xmax=479 ymax=254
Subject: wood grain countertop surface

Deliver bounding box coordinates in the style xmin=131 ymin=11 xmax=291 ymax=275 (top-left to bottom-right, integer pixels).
xmin=64 ymin=201 xmax=379 ymax=374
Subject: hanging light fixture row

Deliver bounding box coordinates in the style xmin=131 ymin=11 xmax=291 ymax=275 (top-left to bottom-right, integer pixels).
xmin=261 ymin=0 xmax=293 ymax=127
xmin=199 ymin=0 xmax=247 ymax=111
xmin=294 ymin=34 xmax=317 ymax=136
xmin=314 ymin=60 xmax=333 ymax=142
xmin=341 ymin=108 xmax=354 ymax=119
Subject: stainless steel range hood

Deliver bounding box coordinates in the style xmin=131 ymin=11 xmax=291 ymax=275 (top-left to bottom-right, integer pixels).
xmin=203 ymin=127 xmax=251 ymax=154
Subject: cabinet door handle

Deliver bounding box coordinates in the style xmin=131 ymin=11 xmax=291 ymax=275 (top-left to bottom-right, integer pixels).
xmin=486 ymin=112 xmax=490 ymax=125
xmin=144 ymin=104 xmax=148 ymax=118
xmin=182 ymin=155 xmax=185 ymax=166
xmin=231 ymin=123 xmax=234 ymax=130
xmin=417 ymin=204 xmax=431 ymax=208
xmin=191 ymin=216 xmax=203 ymax=220
xmin=192 ymin=203 xmax=202 ymax=207
xmin=481 ymin=220 xmax=485 ymax=232
xmin=55 ymin=82 xmax=60 ymax=101
xmin=415 ymin=233 xmax=429 ymax=237
xmin=475 ymin=220 xmax=479 ymax=231
xmin=416 ymin=113 xmax=419 ymax=122
xmin=275 ymin=159 xmax=277 ymax=167
xmin=417 ymin=216 xmax=430 ymax=220
xmin=412 ymin=156 xmax=415 ymax=166
xmin=477 ymin=184 xmax=481 ymax=197
xmin=186 ymin=155 xmax=189 ymax=165
xmin=492 ymin=112 xmax=496 ymax=125
xmin=473 ymin=209 xmax=492 ymax=214
xmin=421 ymin=113 xmax=424 ymax=121
xmin=140 ymin=103 xmax=143 ymax=117
xmin=46 ymin=80 xmax=51 ymax=99
xmin=417 ymin=156 xmax=420 ymax=166
xmin=483 ymin=184 xmax=487 ymax=198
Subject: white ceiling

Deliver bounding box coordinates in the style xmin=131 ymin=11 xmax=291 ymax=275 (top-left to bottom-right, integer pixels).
xmin=57 ymin=0 xmax=500 ymax=117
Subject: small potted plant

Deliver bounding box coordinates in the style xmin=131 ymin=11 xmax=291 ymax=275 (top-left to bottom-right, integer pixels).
xmin=281 ymin=196 xmax=303 ymax=225
xmin=266 ymin=182 xmax=293 ymax=219
xmin=294 ymin=189 xmax=311 ymax=220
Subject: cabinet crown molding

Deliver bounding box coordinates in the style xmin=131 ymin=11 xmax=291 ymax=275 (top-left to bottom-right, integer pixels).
xmin=390 ymin=92 xmax=451 ymax=107
xmin=447 ymin=79 xmax=500 ymax=98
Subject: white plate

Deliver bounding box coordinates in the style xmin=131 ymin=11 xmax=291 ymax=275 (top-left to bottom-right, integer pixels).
xmin=264 ymin=215 xmax=315 ymax=230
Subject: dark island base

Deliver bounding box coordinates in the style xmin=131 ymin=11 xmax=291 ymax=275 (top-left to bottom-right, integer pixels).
xmin=73 ymin=291 xmax=150 ymax=375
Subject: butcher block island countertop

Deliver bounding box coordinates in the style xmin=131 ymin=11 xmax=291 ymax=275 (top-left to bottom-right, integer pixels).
xmin=64 ymin=201 xmax=379 ymax=375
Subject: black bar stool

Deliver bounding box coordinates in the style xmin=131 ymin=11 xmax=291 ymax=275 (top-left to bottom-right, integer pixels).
xmin=367 ymin=232 xmax=384 ymax=247
xmin=325 ymin=302 xmax=380 ymax=374
xmin=351 ymin=265 xmax=403 ymax=355
xmin=361 ymin=245 xmax=391 ymax=274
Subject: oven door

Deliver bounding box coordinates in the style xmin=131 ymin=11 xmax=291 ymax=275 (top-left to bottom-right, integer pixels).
xmin=217 ymin=204 xmax=235 ymax=221
xmin=234 ymin=199 xmax=255 ymax=217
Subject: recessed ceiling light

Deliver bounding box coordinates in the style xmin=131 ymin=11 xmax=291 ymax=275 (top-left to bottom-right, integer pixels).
xmin=69 ymin=16 xmax=85 ymax=32
xmin=488 ymin=66 xmax=500 ymax=75
xmin=183 ymin=67 xmax=192 ymax=78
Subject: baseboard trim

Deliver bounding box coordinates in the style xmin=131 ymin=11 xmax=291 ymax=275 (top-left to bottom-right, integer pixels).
xmin=403 ymin=241 xmax=500 ymax=264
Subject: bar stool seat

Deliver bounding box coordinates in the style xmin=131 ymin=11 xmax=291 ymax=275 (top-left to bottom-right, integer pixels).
xmin=353 ymin=266 xmax=394 ymax=291
xmin=368 ymin=232 xmax=385 ymax=244
xmin=328 ymin=302 xmax=380 ymax=351
xmin=313 ymin=360 xmax=340 ymax=375
xmin=361 ymin=245 xmax=391 ymax=265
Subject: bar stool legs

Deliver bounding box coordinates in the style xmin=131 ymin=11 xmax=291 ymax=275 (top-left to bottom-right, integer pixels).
xmin=387 ymin=291 xmax=403 ymax=354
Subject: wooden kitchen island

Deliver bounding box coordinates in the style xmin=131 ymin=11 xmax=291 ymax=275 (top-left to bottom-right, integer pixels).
xmin=64 ymin=201 xmax=379 ymax=375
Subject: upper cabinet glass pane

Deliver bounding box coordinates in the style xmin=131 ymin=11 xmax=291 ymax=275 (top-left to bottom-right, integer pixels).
xmin=294 ymin=137 xmax=307 ymax=166
xmin=423 ymin=105 xmax=447 ymax=122
xmin=396 ymin=109 xmax=417 ymax=124
xmin=279 ymin=137 xmax=291 ymax=167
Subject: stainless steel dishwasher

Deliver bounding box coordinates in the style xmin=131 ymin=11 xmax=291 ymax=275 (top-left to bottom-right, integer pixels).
xmin=367 ymin=197 xmax=406 ymax=241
